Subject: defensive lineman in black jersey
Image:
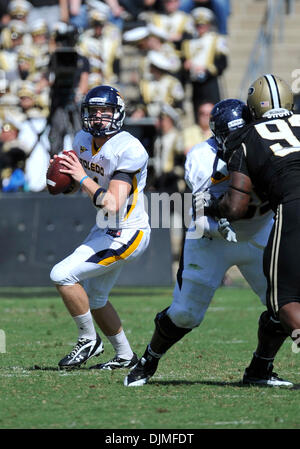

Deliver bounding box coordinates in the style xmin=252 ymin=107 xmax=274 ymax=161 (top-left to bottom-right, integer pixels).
xmin=207 ymin=74 xmax=300 ymax=384
xmin=227 ymin=111 xmax=300 ymax=212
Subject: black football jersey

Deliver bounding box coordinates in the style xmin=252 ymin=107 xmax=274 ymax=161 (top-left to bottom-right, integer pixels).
xmin=226 ymin=112 xmax=300 ymax=211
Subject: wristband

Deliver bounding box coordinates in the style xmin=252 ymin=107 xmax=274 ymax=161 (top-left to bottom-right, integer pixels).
xmin=79 ymin=175 xmax=88 ymax=186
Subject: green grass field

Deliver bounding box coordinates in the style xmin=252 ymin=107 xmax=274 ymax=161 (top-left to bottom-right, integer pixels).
xmin=0 ymin=286 xmax=299 ymax=430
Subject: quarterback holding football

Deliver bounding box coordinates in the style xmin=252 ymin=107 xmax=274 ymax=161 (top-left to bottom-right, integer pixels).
xmin=48 ymin=85 xmax=151 ymax=370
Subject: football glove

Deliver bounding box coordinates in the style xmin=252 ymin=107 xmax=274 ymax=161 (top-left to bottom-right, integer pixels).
xmin=217 ymin=218 xmax=237 ymax=242
xmin=192 ymin=191 xmax=213 ymax=220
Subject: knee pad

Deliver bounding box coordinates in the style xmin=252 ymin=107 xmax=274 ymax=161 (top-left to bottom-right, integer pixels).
xmin=49 ymin=264 xmax=64 ymax=284
xmin=167 ymin=306 xmax=200 ymax=329
xmin=259 ymin=310 xmax=289 ymax=337
xmin=155 ymin=308 xmax=192 ymax=342
xmin=50 ymin=263 xmax=78 ymax=285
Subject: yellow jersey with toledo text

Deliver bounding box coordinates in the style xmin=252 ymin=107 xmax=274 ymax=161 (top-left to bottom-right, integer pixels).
xmin=73 ymin=130 xmax=150 ymax=230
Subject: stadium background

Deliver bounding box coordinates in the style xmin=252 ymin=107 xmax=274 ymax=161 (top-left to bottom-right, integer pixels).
xmin=1 ymin=0 xmax=300 ymax=287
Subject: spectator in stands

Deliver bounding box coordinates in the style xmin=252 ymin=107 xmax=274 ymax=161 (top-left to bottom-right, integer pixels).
xmin=18 ymin=104 xmax=50 ymax=192
xmin=0 ymin=21 xmax=28 ymax=74
xmin=104 ymin=0 xmax=159 ymax=25
xmin=17 ymin=81 xmax=38 ymax=117
xmin=122 ymin=25 xmax=151 ymax=87
xmin=8 ymin=46 xmax=38 ymax=92
xmin=180 ymin=0 xmax=231 ymax=35
xmin=0 ymin=145 xmax=28 ymax=192
xmin=29 ymin=19 xmax=51 ymax=72
xmin=135 ymin=50 xmax=185 ymax=119
xmin=183 ymin=100 xmax=214 ymax=154
xmin=208 ymin=0 xmax=231 ymax=35
xmin=123 ymin=23 xmax=181 ymax=86
xmin=0 ymin=23 xmax=34 ymax=123
xmin=140 ymin=0 xmax=194 ymax=50
xmin=0 ymin=82 xmax=23 ymax=123
xmin=7 ymin=0 xmax=32 ymax=23
xmin=0 ymin=1 xmax=10 ymax=27
xmin=146 ymin=24 xmax=181 ymax=78
xmin=181 ymin=7 xmax=228 ymax=120
xmin=0 ymin=116 xmax=23 ymax=152
xmin=0 ymin=116 xmax=27 ymax=192
xmin=0 ymin=77 xmax=9 ymax=100
xmin=59 ymin=0 xmax=89 ymax=30
xmin=78 ymin=8 xmax=121 ymax=84
xmin=153 ymin=103 xmax=185 ymax=193
xmin=0 ymin=81 xmax=49 ymax=192
xmin=27 ymin=0 xmax=62 ymax=32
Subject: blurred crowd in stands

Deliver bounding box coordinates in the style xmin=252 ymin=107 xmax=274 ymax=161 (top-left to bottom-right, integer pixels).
xmin=0 ymin=0 xmax=230 ymax=193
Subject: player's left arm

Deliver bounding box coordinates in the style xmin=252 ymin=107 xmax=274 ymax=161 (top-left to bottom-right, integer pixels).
xmin=206 ymin=171 xmax=252 ymax=221
xmin=95 ymin=142 xmax=147 ymax=213
xmin=80 ymin=177 xmax=132 ymax=214
xmin=95 ymin=178 xmax=132 ymax=214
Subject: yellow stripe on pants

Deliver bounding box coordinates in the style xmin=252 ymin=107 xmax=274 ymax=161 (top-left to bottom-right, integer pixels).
xmin=98 ymin=230 xmax=144 ymax=266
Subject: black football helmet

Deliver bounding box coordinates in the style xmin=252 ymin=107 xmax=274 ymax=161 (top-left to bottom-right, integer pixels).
xmin=81 ymin=85 xmax=126 ymax=137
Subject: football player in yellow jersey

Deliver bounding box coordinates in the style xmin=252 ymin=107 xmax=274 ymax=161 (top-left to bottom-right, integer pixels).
xmin=50 ymin=85 xmax=151 ymax=370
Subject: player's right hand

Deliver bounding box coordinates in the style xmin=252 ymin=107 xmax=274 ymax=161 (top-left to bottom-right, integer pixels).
xmin=192 ymin=191 xmax=212 ymax=219
xmin=217 ymin=218 xmax=237 ymax=243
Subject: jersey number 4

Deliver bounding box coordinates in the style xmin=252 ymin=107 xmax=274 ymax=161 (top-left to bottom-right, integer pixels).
xmin=255 ymin=114 xmax=300 ymax=157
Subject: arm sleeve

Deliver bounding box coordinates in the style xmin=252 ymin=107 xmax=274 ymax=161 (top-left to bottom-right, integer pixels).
xmin=111 ymin=170 xmax=134 ymax=186
xmin=228 ymin=146 xmax=249 ymax=176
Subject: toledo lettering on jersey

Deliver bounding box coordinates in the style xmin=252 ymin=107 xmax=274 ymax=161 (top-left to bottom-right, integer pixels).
xmin=79 ymin=157 xmax=104 ymax=176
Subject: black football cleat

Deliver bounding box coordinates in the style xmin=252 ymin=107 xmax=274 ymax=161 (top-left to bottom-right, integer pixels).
xmin=58 ymin=333 xmax=104 ymax=369
xmin=124 ymin=354 xmax=159 ymax=387
xmin=242 ymin=366 xmax=293 ymax=388
xmin=89 ymin=352 xmax=138 ymax=370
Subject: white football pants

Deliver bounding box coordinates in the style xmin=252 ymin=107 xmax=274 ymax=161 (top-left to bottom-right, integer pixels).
xmin=50 ymin=225 xmax=150 ymax=309
xmin=167 ymin=234 xmax=268 ymax=329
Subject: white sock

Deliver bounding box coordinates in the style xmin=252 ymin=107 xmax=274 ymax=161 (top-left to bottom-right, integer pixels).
xmin=106 ymin=329 xmax=133 ymax=360
xmin=73 ymin=310 xmax=96 ymax=340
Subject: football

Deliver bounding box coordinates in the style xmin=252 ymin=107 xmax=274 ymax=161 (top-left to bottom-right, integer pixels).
xmin=46 ymin=150 xmax=77 ymax=195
